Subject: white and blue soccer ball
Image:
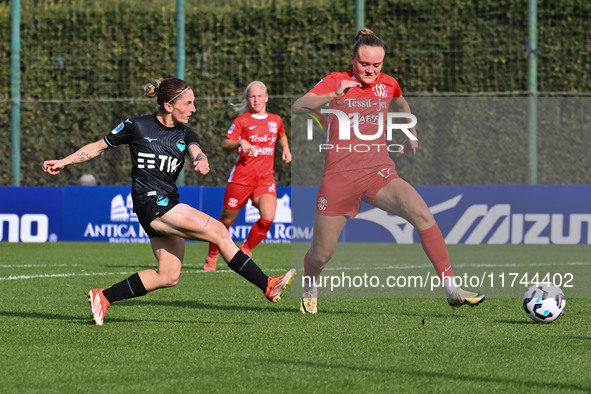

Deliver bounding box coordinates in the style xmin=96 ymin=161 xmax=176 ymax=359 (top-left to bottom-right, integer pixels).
xmin=522 ymin=283 xmax=566 ymax=323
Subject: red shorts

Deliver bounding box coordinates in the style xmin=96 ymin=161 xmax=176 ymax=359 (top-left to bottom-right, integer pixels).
xmin=223 ymin=181 xmax=277 ymax=210
xmin=316 ymin=164 xmax=399 ymax=217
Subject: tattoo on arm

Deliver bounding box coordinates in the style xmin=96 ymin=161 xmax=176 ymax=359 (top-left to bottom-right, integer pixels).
xmin=74 ymin=152 xmax=93 ymax=163
xmin=195 ymin=153 xmax=207 ymax=161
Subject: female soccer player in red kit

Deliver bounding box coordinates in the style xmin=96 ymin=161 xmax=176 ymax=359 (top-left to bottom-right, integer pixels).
xmin=293 ymin=29 xmax=485 ymax=313
xmin=204 ymin=81 xmax=291 ymax=271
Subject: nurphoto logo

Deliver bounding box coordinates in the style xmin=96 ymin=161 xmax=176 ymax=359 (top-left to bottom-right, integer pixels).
xmin=305 ymin=108 xmax=417 ymax=153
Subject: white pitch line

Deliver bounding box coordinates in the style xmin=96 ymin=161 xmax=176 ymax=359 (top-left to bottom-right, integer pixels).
xmin=0 ymin=272 xmax=134 ymax=281
xmin=0 ymin=264 xmax=82 ymax=268
xmin=322 ymin=261 xmax=591 ymax=271
xmin=1 ymin=262 xmax=589 ymax=282
xmin=0 ymin=268 xmax=286 ymax=281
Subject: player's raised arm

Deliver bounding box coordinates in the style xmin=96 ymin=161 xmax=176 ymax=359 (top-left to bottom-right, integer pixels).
xmin=42 ymin=138 xmax=109 ymax=175
xmin=292 ymin=79 xmax=361 ymax=114
xmin=222 ymin=137 xmax=254 ymax=155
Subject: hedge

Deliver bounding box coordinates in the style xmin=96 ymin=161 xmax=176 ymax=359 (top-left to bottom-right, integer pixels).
xmin=1 ymin=0 xmax=590 ymax=186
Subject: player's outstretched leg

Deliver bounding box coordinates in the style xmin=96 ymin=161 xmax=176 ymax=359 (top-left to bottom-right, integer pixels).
xmin=264 ymin=268 xmax=296 ymax=303
xmin=225 ymin=249 xmax=294 ymax=303
xmin=88 ymin=288 xmax=110 ymax=326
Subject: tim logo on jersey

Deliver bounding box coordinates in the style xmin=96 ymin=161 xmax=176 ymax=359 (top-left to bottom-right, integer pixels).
xmin=137 ymin=152 xmax=181 ymax=173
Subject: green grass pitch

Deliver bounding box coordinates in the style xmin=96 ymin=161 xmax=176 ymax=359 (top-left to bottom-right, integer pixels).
xmin=1 ymin=242 xmax=590 ymax=392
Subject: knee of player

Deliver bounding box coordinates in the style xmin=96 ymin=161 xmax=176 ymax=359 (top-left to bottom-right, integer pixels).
xmin=219 ymin=217 xmax=234 ymax=229
xmin=413 ymin=206 xmax=435 ymax=228
xmin=308 ymin=249 xmax=332 ymax=267
xmin=259 ymin=213 xmax=275 ymax=224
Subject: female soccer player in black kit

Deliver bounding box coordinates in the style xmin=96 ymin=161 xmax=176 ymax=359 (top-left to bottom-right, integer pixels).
xmin=42 ymin=78 xmax=295 ymax=325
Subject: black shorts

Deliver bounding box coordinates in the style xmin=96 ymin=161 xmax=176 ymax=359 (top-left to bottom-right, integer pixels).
xmin=134 ymin=195 xmax=179 ymax=238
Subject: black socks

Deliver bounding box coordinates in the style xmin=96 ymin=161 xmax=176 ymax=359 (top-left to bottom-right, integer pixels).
xmin=102 ymin=272 xmax=148 ymax=304
xmin=101 ymin=251 xmax=269 ymax=304
xmin=227 ymin=250 xmax=269 ymax=292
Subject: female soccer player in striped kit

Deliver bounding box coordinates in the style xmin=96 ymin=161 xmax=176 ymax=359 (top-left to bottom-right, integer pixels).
xmin=43 ymin=78 xmax=294 ymax=325
xmin=293 ymin=29 xmax=484 ymax=314
xmin=203 ymin=81 xmax=291 ymax=271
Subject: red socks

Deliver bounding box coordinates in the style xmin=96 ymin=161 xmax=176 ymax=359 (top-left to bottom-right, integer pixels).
xmin=209 ymin=218 xmax=272 ymax=257
xmin=418 ymin=223 xmax=454 ymax=279
xmin=243 ymin=218 xmax=273 ymax=250
xmin=303 ymin=251 xmax=329 ymax=284
xmin=207 ymin=242 xmax=219 ymax=257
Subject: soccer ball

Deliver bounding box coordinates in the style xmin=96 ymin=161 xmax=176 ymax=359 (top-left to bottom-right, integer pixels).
xmin=522 ymin=283 xmax=566 ymax=323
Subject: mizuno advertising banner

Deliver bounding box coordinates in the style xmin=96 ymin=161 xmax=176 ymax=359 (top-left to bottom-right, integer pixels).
xmin=1 ymin=185 xmax=590 ymax=244
xmin=0 ymin=187 xmax=62 ymax=242
xmin=291 ymin=185 xmax=591 ymax=245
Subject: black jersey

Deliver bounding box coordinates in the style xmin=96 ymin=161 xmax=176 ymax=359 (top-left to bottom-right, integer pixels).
xmin=104 ymin=113 xmax=201 ymax=208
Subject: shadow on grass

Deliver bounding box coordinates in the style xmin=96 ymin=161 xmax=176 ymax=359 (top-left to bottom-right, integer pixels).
xmin=103 ymin=316 xmax=251 ymax=325
xmin=117 ymin=299 xmax=296 ymax=313
xmin=0 ymin=310 xmax=87 ymax=322
xmin=0 ymin=310 xmax=146 ymax=325
xmin=0 ymin=310 xmax=251 ymax=326
xmin=560 ymin=335 xmax=591 ymax=341
xmin=119 ymin=299 xmax=380 ymax=315
xmin=99 ymin=265 xmax=153 ymax=269
xmin=494 ymin=319 xmax=536 ymax=325
xmin=399 ymin=311 xmax=470 ymax=319
xmin=263 ymin=359 xmax=591 ymax=392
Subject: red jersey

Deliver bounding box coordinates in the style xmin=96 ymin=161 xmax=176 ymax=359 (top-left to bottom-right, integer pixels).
xmin=225 ymin=112 xmax=285 ymax=186
xmin=309 ymin=70 xmax=402 ymax=174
